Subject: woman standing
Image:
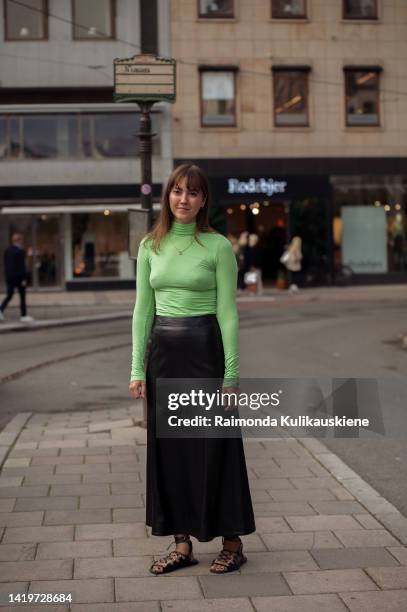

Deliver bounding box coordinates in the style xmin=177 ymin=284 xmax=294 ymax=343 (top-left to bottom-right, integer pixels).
xmin=129 ymin=164 xmax=255 ymax=575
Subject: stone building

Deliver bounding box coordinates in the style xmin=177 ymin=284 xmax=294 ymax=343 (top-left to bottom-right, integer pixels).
xmin=171 ymin=0 xmax=407 ymax=284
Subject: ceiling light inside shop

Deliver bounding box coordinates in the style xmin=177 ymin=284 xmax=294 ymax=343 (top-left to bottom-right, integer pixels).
xmin=263 ymin=201 xmax=269 ymax=207
xmin=104 ymin=209 xmax=111 ymax=216
xmin=384 ymin=205 xmax=391 ymax=212
xmin=374 ymin=201 xmax=381 ymax=207
xmin=252 ymin=208 xmax=259 ymax=216
xmin=240 ymin=204 xmax=246 ymax=210
xmin=395 ymin=203 xmax=401 ymax=211
xmin=227 ymin=208 xmax=233 ymax=215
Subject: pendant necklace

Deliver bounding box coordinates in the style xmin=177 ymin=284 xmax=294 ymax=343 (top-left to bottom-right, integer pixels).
xmin=172 ymin=238 xmax=195 ymax=255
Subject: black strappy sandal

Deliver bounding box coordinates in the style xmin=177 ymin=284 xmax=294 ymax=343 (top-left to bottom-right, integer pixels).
xmin=150 ymin=534 xmax=199 ymax=575
xmin=210 ymin=537 xmax=247 ymax=574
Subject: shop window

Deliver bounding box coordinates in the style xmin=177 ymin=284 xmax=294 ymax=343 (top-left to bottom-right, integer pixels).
xmin=343 ymin=0 xmax=377 ymax=19
xmin=271 ymin=0 xmax=307 ymax=19
xmin=22 ymin=114 xmax=78 ymax=159
xmin=273 ymin=68 xmax=310 ymax=127
xmin=198 ymin=0 xmax=234 ymax=18
xmin=72 ymin=213 xmax=133 ymax=279
xmin=344 ymin=68 xmax=380 ymax=126
xmin=4 ymin=0 xmax=48 ymax=40
xmin=332 ymin=176 xmax=407 ymax=274
xmin=72 ymin=0 xmax=115 ymax=39
xmin=0 ymin=112 xmax=160 ymax=160
xmin=200 ymin=70 xmax=237 ymax=127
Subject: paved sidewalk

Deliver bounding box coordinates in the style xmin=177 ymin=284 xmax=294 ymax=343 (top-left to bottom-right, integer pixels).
xmin=1 ymin=410 xmax=407 ymax=610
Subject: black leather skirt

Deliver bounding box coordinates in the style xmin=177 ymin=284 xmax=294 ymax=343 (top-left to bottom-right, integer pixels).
xmin=146 ymin=314 xmax=255 ymax=541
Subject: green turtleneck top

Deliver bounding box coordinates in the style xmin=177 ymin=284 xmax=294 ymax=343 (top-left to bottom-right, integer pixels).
xmin=131 ymin=222 xmax=238 ymax=386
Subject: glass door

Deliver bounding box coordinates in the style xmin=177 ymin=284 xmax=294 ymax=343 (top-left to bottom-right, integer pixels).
xmin=33 ymin=215 xmax=62 ymax=288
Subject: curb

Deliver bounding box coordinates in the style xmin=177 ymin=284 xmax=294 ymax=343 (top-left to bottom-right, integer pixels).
xmin=0 ymin=311 xmax=131 ymax=334
xmin=300 ymin=436 xmax=407 ymax=545
xmin=0 ymin=412 xmax=32 ymax=468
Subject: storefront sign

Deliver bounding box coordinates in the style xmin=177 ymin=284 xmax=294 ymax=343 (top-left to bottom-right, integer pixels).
xmin=342 ymin=206 xmax=387 ymax=273
xmin=227 ymin=178 xmax=287 ymax=197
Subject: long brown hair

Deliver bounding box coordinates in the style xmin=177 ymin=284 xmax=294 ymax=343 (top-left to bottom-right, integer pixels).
xmin=146 ymin=163 xmax=213 ymax=252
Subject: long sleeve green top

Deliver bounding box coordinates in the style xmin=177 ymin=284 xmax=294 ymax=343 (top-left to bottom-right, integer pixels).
xmin=131 ymin=221 xmax=239 ymax=386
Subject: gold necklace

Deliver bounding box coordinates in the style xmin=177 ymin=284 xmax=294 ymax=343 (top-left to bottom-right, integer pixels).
xmin=172 ymin=237 xmax=195 ymax=255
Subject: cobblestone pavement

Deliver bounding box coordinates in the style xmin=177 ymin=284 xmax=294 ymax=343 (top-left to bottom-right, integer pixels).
xmin=1 ymin=410 xmax=407 ymax=610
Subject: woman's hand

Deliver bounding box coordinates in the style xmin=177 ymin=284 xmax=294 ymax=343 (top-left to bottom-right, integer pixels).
xmin=129 ymin=380 xmax=146 ymax=400
xmin=222 ymin=386 xmax=240 ymax=412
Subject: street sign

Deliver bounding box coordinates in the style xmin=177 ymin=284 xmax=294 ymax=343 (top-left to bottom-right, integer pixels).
xmin=114 ymin=54 xmax=176 ymax=103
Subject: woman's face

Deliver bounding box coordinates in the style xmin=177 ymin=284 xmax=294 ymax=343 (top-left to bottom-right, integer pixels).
xmin=169 ymin=176 xmax=205 ymax=224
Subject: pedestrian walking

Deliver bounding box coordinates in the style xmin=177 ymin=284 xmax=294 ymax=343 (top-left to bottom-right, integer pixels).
xmin=129 ymin=163 xmax=255 ymax=575
xmin=281 ymin=236 xmax=303 ymax=293
xmin=0 ymin=233 xmax=33 ymax=323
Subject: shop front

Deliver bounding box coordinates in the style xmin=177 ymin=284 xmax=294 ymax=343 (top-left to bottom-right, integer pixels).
xmin=177 ymin=158 xmax=407 ymax=287
xmin=0 ymin=185 xmax=162 ymax=291
xmin=206 ymin=171 xmax=332 ymax=287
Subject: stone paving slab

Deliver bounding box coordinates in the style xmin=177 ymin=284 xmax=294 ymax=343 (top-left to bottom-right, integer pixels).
xmin=387 ymin=547 xmax=407 ymax=564
xmin=74 ymin=556 xmax=153 ymax=578
xmin=262 ymin=531 xmax=344 ymax=551
xmin=310 ymin=547 xmax=400 ymax=569
xmin=2 ymin=525 xmax=74 ymax=544
xmin=199 ymin=573 xmax=291 ymax=598
xmin=339 ymin=589 xmax=407 ymax=611
xmin=0 ymin=543 xmax=36 ymax=561
xmin=0 ymin=511 xmax=44 ymax=527
xmin=365 ymin=565 xmax=407 ymax=588
xmin=252 ymin=593 xmax=349 ymax=612
xmin=0 ymin=500 xmax=15 ymax=512
xmin=75 ymin=522 xmax=146 ymax=541
xmin=116 ymin=577 xmax=201 ymax=601
xmin=162 ymin=599 xmax=254 ymax=611
xmin=14 ymin=496 xmax=78 ymax=511
xmin=72 ymin=604 xmax=159 ymax=612
xmin=0 ymin=485 xmax=49 ymax=498
xmin=0 ymin=582 xmax=28 ymax=605
xmin=238 ymin=550 xmax=318 ymax=573
xmin=44 ymin=509 xmax=112 ymax=525
xmin=283 ymin=568 xmax=378 ymax=594
xmin=28 ymin=579 xmax=114 ymax=604
xmin=0 ymin=558 xmax=73 ymax=581
xmin=333 ymin=529 xmax=400 ymax=548
xmin=79 ymin=494 xmax=144 ymax=509
xmin=36 ymin=540 xmax=112 ymax=560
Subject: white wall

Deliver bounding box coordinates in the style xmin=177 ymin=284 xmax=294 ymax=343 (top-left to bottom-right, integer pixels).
xmin=0 ymin=0 xmax=141 ymax=87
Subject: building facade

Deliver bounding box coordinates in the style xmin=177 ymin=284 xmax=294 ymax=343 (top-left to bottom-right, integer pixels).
xmin=171 ymin=0 xmax=407 ymax=285
xmin=0 ymin=0 xmax=171 ymax=290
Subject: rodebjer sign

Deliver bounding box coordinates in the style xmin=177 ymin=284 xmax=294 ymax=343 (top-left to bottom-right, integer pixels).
xmin=227 ymin=178 xmax=288 ymax=197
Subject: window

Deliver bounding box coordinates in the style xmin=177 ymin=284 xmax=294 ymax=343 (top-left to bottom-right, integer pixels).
xmin=23 ymin=115 xmax=78 ymax=159
xmin=72 ymin=213 xmax=132 ymax=279
xmin=199 ymin=0 xmax=234 ymax=18
xmin=72 ymin=0 xmax=115 ymax=39
xmin=200 ymin=70 xmax=237 ymax=127
xmin=272 ymin=0 xmax=307 ymax=19
xmin=344 ymin=68 xmax=380 ymax=126
xmin=0 ymin=112 xmax=160 ymax=160
xmin=4 ymin=0 xmax=47 ymax=40
xmin=273 ymin=68 xmax=310 ymax=126
xmin=343 ymin=0 xmax=377 ymax=19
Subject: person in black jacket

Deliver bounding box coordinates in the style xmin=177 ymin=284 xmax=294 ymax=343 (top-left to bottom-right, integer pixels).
xmin=0 ymin=233 xmax=33 ymax=323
